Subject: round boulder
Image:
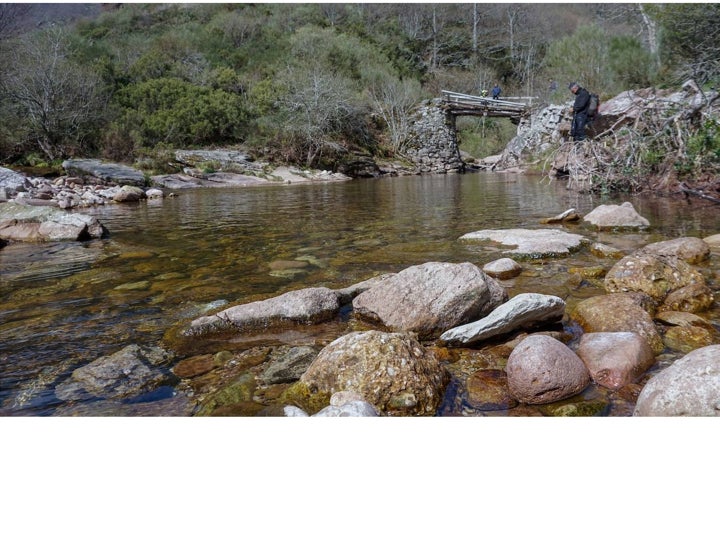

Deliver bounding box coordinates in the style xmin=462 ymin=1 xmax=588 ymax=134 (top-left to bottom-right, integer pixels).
xmin=634 ymin=345 xmax=720 ymax=416
xmin=506 ymin=334 xmax=591 ymax=404
xmin=575 ymin=332 xmax=655 ymax=389
xmin=482 ymin=258 xmax=522 ymax=279
xmin=300 ymin=331 xmax=448 ymax=416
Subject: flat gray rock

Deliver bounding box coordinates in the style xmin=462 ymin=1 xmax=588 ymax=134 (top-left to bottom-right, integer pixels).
xmin=460 ymin=228 xmax=588 ymax=257
xmin=440 ymin=293 xmax=566 ymax=346
xmin=62 ymin=159 xmax=146 ymax=186
xmin=185 ymin=286 xmax=341 ymax=337
xmin=151 ymin=172 xmax=270 ymax=189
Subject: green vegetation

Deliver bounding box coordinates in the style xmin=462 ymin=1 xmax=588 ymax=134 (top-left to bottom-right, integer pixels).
xmin=0 ymin=3 xmax=718 ymax=177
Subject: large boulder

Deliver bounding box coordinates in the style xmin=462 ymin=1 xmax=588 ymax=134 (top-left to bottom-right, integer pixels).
xmin=440 ymin=293 xmax=565 ymax=347
xmin=0 ymin=201 xmax=108 ymax=242
xmin=459 ymin=228 xmax=588 ymax=258
xmin=582 ymin=202 xmax=650 ymax=228
xmin=62 ymin=159 xmax=146 ymax=186
xmin=604 ymin=252 xmax=713 ymax=313
xmin=333 ymin=273 xmax=396 ymax=304
xmin=570 ymin=293 xmax=664 ymax=354
xmin=506 ymin=334 xmax=591 ymax=404
xmin=112 ymin=185 xmax=146 ymax=202
xmin=575 ymin=332 xmax=656 ymax=389
xmin=352 ymin=262 xmax=507 ymax=340
xmin=55 ymin=344 xmax=177 ymax=401
xmin=185 ymin=287 xmax=341 ymax=337
xmin=634 ymin=345 xmax=720 ymax=416
xmin=299 ymin=331 xmax=448 ymax=416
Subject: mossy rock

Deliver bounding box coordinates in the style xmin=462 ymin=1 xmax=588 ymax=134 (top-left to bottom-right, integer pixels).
xmin=541 ymin=398 xmax=610 ymax=417
xmin=279 ymin=381 xmax=331 ymax=416
xmin=209 ymin=401 xmax=266 ymax=416
xmin=195 ymin=373 xmax=257 ymax=416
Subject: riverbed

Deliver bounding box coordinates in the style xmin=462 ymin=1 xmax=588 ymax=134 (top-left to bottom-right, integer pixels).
xmin=1 ymin=171 xmax=718 ymax=415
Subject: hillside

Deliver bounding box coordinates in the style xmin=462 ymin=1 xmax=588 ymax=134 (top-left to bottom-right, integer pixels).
xmin=0 ymin=3 xmax=718 ymax=192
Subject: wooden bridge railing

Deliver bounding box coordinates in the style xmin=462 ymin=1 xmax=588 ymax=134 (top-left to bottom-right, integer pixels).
xmin=441 ymin=90 xmax=534 ymax=119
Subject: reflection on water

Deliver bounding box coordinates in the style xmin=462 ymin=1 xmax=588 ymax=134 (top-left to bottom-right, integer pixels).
xmin=1 ymin=172 xmax=718 ymax=415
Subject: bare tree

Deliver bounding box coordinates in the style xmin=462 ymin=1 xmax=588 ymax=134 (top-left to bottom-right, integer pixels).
xmin=370 ymin=77 xmax=422 ymax=153
xmin=0 ymin=27 xmax=109 ymax=160
xmin=278 ymin=67 xmax=357 ymax=167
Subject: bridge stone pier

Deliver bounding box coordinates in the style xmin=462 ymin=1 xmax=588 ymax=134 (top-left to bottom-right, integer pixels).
xmin=405 ymin=98 xmax=465 ymax=174
xmin=404 ymin=91 xmax=530 ymax=174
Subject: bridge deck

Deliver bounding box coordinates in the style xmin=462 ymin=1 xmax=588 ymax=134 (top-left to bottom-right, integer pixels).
xmin=441 ymin=90 xmax=532 ymax=119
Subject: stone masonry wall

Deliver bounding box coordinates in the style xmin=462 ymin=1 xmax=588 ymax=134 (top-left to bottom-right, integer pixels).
xmin=405 ymin=99 xmax=465 ymax=174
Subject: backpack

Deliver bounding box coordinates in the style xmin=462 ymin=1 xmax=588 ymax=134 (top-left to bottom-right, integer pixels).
xmin=587 ymin=93 xmax=600 ymax=118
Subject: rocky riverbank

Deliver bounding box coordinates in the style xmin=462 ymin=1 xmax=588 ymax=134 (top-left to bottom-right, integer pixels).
xmin=2 ymin=147 xmax=719 ymax=417
xmin=29 ymin=198 xmax=719 ymax=417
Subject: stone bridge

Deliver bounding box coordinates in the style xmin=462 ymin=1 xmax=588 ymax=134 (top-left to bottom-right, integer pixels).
xmin=404 ymin=90 xmax=533 ymax=174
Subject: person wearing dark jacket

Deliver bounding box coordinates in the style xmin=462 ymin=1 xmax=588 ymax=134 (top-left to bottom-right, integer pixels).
xmin=568 ymin=82 xmax=590 ymax=141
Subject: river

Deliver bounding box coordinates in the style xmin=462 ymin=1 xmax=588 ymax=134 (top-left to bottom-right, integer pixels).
xmin=1 ymin=171 xmax=718 ymax=416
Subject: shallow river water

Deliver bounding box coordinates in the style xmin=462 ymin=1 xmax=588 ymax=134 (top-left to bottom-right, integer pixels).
xmin=1 ymin=172 xmax=719 ymax=416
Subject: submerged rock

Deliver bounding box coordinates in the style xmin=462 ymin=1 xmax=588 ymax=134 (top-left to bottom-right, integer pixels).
xmin=184 ymin=286 xmax=341 ymax=337
xmin=663 ymin=325 xmax=720 ymax=354
xmin=55 ymin=344 xmax=177 ymax=401
xmin=465 ymin=369 xmax=518 ymax=411
xmin=352 ymin=262 xmax=507 ymax=339
xmin=259 ymin=346 xmax=318 ymax=384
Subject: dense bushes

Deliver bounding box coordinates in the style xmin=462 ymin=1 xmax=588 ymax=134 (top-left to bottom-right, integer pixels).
xmin=110 ymin=78 xmax=248 ymax=153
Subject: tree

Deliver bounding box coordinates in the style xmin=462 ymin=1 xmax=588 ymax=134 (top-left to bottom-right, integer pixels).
xmin=541 ymin=25 xmax=614 ymax=95
xmin=653 ymin=3 xmax=720 ymax=84
xmin=277 ymin=66 xmax=359 ymax=167
xmin=0 ymin=27 xmax=108 ymax=160
xmin=112 ymin=77 xmax=247 ymax=150
xmin=369 ymin=77 xmax=422 ymax=153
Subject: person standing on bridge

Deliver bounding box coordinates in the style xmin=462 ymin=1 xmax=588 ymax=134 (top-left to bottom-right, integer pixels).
xmin=491 ymin=83 xmax=501 ymax=100
xmin=568 ymin=82 xmax=590 ymax=142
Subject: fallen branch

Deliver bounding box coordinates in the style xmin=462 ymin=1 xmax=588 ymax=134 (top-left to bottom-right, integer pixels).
xmin=679 ymin=182 xmax=720 ymax=203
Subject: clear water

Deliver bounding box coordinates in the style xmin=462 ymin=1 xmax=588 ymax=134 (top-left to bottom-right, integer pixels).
xmin=1 ymin=172 xmax=718 ymax=415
